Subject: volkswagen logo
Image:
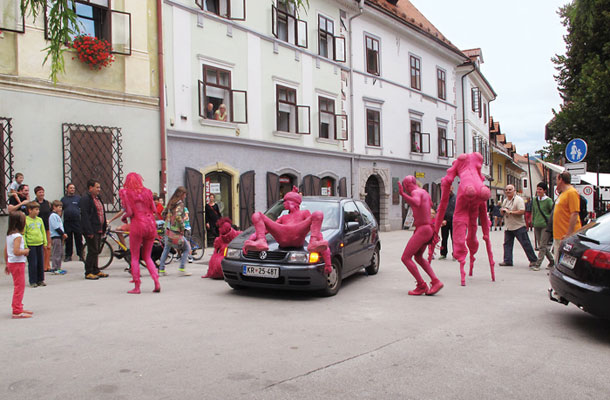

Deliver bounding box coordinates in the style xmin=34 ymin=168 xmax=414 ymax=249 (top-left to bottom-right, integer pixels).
xmin=259 ymin=251 xmax=268 ymax=260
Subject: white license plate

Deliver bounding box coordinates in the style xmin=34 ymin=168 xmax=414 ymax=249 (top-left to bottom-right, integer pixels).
xmin=242 ymin=265 xmax=279 ymax=278
xmin=560 ymin=253 xmax=577 ymax=269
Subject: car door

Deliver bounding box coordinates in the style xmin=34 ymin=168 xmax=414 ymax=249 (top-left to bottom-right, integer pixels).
xmin=342 ymin=200 xmax=367 ymax=272
xmin=355 ymin=200 xmax=378 ymax=259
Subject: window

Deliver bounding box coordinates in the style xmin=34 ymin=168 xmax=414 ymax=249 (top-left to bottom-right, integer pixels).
xmin=44 ymin=0 xmax=131 ymax=55
xmin=483 ymin=102 xmax=488 ymax=124
xmin=276 ymin=85 xmax=309 ymax=134
xmin=318 ymin=15 xmax=345 ymax=62
xmin=471 ymin=87 xmax=480 ymax=112
xmin=62 ymin=123 xmax=123 ymax=212
xmin=498 ymin=164 xmax=502 ymax=182
xmin=343 ymin=200 xmax=363 ymax=227
xmin=410 ymin=121 xmax=430 ymax=154
xmin=437 ymin=68 xmax=446 ymax=100
xmin=0 ymin=0 xmax=25 ymax=33
xmin=366 ymin=109 xmax=380 ymax=147
xmin=438 ymin=127 xmax=454 ymax=158
xmin=410 ymin=55 xmax=421 ymax=90
xmin=365 ymin=35 xmax=379 ymax=75
xmin=272 ymin=1 xmax=307 ymax=48
xmin=198 ymin=65 xmax=248 ymax=123
xmin=195 ymin=0 xmax=246 ymax=20
xmin=318 ymin=96 xmax=348 ymax=141
xmin=0 ymin=117 xmax=14 ymax=213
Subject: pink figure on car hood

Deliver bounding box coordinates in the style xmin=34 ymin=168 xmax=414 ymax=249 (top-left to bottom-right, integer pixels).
xmin=432 ymin=152 xmax=495 ymax=285
xmin=243 ymin=187 xmax=331 ymax=274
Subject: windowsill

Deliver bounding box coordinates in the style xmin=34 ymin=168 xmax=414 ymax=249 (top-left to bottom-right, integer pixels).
xmin=365 ymin=145 xmax=382 ymax=150
xmin=437 ymin=155 xmax=452 ymax=160
xmin=273 ymin=130 xmax=303 ymax=139
xmin=316 ymin=137 xmax=338 ymax=145
xmin=199 ymin=118 xmax=238 ymax=129
xmin=410 ymin=152 xmax=425 ymax=158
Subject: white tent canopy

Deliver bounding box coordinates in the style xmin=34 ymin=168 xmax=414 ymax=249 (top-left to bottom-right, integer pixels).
xmin=534 ymin=158 xmax=610 ymax=187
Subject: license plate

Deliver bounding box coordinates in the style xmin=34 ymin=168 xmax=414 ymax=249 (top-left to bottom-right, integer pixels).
xmin=242 ymin=265 xmax=279 ymax=278
xmin=560 ymin=253 xmax=577 ymax=269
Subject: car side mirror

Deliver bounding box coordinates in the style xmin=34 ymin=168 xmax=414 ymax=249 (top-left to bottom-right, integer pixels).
xmin=346 ymin=221 xmax=359 ymax=232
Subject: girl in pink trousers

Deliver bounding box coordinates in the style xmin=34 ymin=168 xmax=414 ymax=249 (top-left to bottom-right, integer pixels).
xmin=119 ymin=173 xmax=160 ymax=294
xmin=4 ymin=212 xmax=33 ymax=318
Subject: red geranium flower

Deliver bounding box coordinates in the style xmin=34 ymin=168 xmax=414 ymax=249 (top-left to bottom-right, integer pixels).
xmin=71 ymin=35 xmax=115 ymax=70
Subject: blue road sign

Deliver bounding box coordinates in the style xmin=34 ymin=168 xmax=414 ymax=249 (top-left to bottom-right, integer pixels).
xmin=566 ymin=138 xmax=587 ymax=163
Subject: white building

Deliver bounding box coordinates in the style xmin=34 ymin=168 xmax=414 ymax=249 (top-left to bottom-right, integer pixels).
xmin=162 ymin=0 xmax=497 ymax=236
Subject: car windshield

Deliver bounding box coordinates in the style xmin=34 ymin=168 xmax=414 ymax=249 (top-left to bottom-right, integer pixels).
xmin=580 ymin=212 xmax=610 ymax=244
xmin=264 ymin=199 xmax=340 ymax=230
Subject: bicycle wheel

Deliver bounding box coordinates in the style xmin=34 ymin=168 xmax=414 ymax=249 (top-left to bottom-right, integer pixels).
xmin=189 ymin=236 xmax=205 ymax=261
xmin=98 ymin=240 xmax=114 ymax=270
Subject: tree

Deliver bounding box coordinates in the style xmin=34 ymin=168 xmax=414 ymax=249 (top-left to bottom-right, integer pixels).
xmin=549 ymin=0 xmax=610 ymax=172
xmin=23 ymin=0 xmax=309 ymax=84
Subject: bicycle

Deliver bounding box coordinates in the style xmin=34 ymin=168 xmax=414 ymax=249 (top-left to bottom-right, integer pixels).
xmin=98 ymin=228 xmax=166 ymax=270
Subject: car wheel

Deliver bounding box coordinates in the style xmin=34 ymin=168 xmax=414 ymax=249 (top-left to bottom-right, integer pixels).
xmin=365 ymin=246 xmax=380 ymax=275
xmin=320 ymin=258 xmax=342 ymax=297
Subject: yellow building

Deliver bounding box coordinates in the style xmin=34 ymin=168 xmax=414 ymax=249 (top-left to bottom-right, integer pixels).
xmin=0 ymin=0 xmax=161 ymax=215
xmin=489 ymin=117 xmax=524 ymax=202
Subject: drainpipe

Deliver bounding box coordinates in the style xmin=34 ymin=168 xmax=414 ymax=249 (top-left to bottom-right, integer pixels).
xmin=157 ymin=0 xmax=167 ymax=198
xmin=460 ymin=63 xmax=476 ymax=154
xmin=348 ymin=0 xmax=364 ymax=197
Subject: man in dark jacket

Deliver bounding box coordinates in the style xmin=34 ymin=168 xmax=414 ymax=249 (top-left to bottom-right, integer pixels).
xmin=80 ymin=179 xmax=108 ymax=280
xmin=61 ymin=183 xmax=84 ymax=262
xmin=439 ymin=186 xmax=455 ymax=260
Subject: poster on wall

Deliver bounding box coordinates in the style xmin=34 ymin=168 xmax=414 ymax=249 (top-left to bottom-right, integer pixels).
xmin=210 ymin=183 xmax=221 ymax=194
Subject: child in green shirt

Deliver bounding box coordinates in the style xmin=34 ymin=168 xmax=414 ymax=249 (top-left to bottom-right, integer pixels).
xmin=24 ymin=202 xmax=47 ymax=287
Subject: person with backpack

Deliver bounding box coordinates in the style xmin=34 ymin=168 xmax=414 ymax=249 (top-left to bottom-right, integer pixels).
xmin=578 ymin=194 xmax=588 ymax=226
xmin=532 ymin=182 xmax=555 ymax=271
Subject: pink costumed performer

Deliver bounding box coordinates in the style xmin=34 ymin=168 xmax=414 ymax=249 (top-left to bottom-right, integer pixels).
xmin=203 ymin=217 xmax=241 ymax=279
xmin=119 ymin=173 xmax=161 ymax=294
xmin=398 ymin=176 xmax=444 ymax=295
xmin=243 ymin=187 xmax=332 ymax=274
xmin=431 ymin=152 xmax=495 ymax=286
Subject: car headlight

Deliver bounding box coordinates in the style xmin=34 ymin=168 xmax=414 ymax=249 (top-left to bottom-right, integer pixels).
xmin=225 ymin=248 xmax=242 ymax=260
xmin=287 ymin=251 xmax=309 ymax=263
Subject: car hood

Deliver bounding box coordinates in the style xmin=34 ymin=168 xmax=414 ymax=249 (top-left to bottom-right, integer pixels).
xmin=228 ymin=226 xmax=340 ymax=251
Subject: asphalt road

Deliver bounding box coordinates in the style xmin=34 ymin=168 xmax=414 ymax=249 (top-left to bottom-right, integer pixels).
xmin=1 ymin=228 xmax=609 ymax=400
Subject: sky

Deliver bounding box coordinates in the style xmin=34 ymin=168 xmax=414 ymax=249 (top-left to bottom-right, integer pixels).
xmin=409 ymin=0 xmax=569 ymax=156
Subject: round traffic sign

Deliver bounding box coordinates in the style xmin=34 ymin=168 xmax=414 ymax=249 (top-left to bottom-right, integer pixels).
xmin=583 ymin=186 xmax=593 ymax=196
xmin=566 ymin=138 xmax=587 ymax=163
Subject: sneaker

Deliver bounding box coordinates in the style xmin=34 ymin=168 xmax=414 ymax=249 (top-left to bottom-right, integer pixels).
xmin=179 ymin=268 xmax=192 ymax=276
xmin=546 ymin=264 xmax=554 ymax=270
xmin=64 ymin=256 xmax=72 ymax=262
xmin=96 ymin=272 xmax=109 ymax=278
xmin=158 ymin=269 xmax=167 ymax=276
xmin=57 ymin=269 xmax=67 ymax=275
xmin=439 ymin=255 xmax=447 ymax=260
xmin=188 ymin=256 xmax=194 ymax=263
xmin=38 ymin=282 xmax=47 ymax=287
xmin=529 ymin=261 xmax=538 ymax=268
xmin=12 ymin=313 xmax=32 ymax=319
xmin=499 ymin=262 xmax=513 ymax=267
xmin=85 ymin=273 xmax=99 ymax=280
xmin=29 ymin=283 xmax=39 ymax=288
xmin=530 ymin=266 xmax=541 ymax=271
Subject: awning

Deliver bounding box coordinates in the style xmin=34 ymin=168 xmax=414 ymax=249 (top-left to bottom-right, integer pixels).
xmin=534 ymin=158 xmax=610 ymax=186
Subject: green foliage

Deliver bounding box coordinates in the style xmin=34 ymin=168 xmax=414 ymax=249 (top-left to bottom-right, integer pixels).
xmin=20 ymin=0 xmax=81 ymax=83
xmin=550 ymin=0 xmax=610 ymax=171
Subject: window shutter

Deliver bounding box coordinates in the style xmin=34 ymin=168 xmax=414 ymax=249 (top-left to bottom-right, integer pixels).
xmin=421 ymin=132 xmax=430 ymax=153
xmin=229 ymin=0 xmax=246 ymax=20
xmin=334 ymin=36 xmax=346 ymax=62
xmin=111 ymin=10 xmax=131 ymax=55
xmin=296 ymin=18 xmax=308 ymax=48
xmin=271 ymin=5 xmax=278 ymax=38
xmin=335 ymin=114 xmax=348 ymax=140
xmin=0 ymin=0 xmax=25 ymax=33
xmin=231 ymin=89 xmax=248 ymax=123
xmin=195 ymin=0 xmax=204 ymax=9
xmin=198 ymin=80 xmax=206 ymax=117
xmin=297 ymin=105 xmax=310 ymax=134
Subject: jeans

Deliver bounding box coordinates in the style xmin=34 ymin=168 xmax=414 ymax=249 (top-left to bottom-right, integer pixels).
xmin=503 ymin=226 xmax=537 ymax=264
xmin=159 ymin=235 xmax=191 ymax=270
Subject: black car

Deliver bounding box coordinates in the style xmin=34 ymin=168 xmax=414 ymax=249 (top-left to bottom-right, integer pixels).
xmin=221 ymin=197 xmax=381 ymax=296
xmin=549 ymin=212 xmax=610 ymax=319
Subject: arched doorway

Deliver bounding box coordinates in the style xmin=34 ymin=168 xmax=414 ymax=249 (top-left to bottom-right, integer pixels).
xmin=279 ymin=174 xmax=296 ymax=197
xmin=320 ymin=176 xmax=336 ymax=196
xmin=365 ymin=175 xmax=381 ymax=223
xmin=205 ymin=171 xmax=233 ymax=221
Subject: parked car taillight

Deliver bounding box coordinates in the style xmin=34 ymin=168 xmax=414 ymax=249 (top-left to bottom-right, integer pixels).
xmin=582 ymin=249 xmax=610 ymax=270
